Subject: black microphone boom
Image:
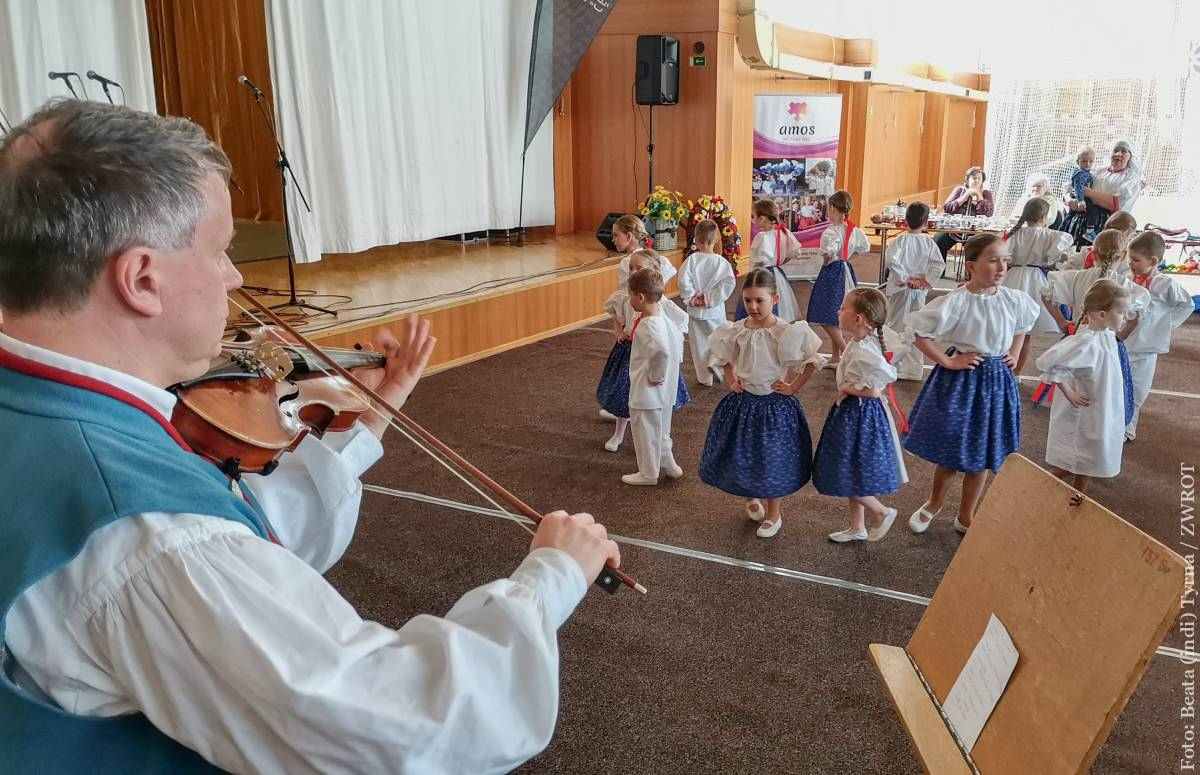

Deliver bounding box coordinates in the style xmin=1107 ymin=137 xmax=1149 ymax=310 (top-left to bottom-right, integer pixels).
xmin=48 ymin=71 xmax=81 ymax=99
xmin=86 ymin=71 xmax=122 ymax=105
xmin=237 ymin=75 xmax=265 ymax=99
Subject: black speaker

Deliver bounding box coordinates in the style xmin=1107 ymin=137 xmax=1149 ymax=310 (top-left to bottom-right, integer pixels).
xmin=635 ymin=35 xmax=679 ymax=106
xmin=596 ymin=212 xmax=626 ymax=251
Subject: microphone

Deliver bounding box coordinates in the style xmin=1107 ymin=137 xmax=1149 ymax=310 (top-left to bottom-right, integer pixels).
xmin=48 ymin=71 xmax=81 ymax=98
xmin=86 ymin=70 xmax=121 ymax=87
xmin=237 ymin=75 xmax=265 ymax=99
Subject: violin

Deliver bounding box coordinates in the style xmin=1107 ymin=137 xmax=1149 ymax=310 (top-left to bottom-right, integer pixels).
xmin=177 ymin=289 xmax=645 ymax=596
xmin=171 ymin=333 xmax=384 ymax=478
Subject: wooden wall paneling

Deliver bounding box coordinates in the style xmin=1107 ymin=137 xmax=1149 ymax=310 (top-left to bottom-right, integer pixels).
xmin=859 ymin=86 xmax=926 ymax=217
xmin=552 ymin=84 xmax=575 ymax=235
xmin=939 ymin=97 xmax=979 ymax=203
xmin=143 ymin=0 xmax=282 ymax=222
xmin=571 ymin=35 xmax=638 ymax=230
xmin=836 ymin=81 xmax=870 ymax=225
xmin=919 ymin=93 xmax=948 ymax=195
xmin=724 ymin=36 xmax=836 ymax=228
xmin=600 ymin=0 xmax=724 ymax=35
xmin=571 ymin=30 xmax=720 ymax=231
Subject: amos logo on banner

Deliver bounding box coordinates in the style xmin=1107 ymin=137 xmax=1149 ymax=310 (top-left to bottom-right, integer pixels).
xmin=754 ymin=94 xmax=842 ymax=158
xmin=780 ymin=100 xmax=816 ymax=136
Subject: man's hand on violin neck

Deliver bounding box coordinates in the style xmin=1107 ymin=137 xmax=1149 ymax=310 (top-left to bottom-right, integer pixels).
xmin=531 ymin=511 xmax=621 ymax=586
xmin=352 ymin=315 xmax=436 ymax=439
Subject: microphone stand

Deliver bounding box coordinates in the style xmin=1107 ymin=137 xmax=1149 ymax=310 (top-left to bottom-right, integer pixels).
xmin=244 ymin=82 xmax=334 ymax=318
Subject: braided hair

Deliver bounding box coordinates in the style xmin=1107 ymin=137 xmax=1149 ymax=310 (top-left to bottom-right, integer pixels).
xmin=846 ymin=287 xmax=889 ymax=354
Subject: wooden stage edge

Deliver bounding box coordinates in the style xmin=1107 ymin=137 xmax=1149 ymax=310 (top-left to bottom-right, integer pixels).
xmin=234 ymin=231 xmax=705 ymax=375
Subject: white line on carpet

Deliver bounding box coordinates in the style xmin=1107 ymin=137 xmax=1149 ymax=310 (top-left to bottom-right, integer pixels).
xmin=361 ymin=483 xmax=1196 ymax=664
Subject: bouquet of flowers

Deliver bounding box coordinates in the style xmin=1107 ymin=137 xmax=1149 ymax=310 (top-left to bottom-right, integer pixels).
xmin=683 ymin=193 xmax=742 ymax=271
xmin=638 ymin=186 xmax=689 ymax=250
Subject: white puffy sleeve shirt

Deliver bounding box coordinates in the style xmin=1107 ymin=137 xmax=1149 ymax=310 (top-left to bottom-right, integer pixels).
xmin=750 ymin=228 xmax=802 ymax=268
xmin=907 ymin=286 xmax=1040 ymax=356
xmin=820 ymin=224 xmax=870 ymax=260
xmin=1125 ymin=274 xmax=1195 ymax=354
xmin=1 ymin=333 xmax=588 ymax=775
xmin=707 ymin=320 xmax=824 ymax=394
xmin=884 ymin=233 xmax=944 ymax=297
xmin=837 ymin=337 xmax=898 ymax=391
xmin=1007 ymin=226 xmax=1074 ymax=268
xmin=617 ymin=252 xmax=677 ymax=286
xmin=1090 ymin=165 xmax=1144 ymax=212
xmin=678 ymin=251 xmax=736 ymax=321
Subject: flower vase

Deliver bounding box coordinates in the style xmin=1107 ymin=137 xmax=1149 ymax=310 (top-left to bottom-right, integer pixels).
xmin=651 ymin=218 xmax=678 ymax=251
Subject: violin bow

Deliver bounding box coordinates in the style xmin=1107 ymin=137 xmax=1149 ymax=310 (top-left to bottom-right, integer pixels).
xmin=232 ymin=289 xmax=645 ymax=596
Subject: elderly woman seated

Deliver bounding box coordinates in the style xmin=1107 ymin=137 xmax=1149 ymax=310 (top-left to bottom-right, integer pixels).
xmin=1012 ymin=173 xmax=1065 ymax=230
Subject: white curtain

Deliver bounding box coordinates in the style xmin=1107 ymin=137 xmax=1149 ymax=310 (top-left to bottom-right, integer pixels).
xmin=265 ymin=0 xmax=555 ymax=263
xmin=0 ymin=0 xmax=156 ymax=125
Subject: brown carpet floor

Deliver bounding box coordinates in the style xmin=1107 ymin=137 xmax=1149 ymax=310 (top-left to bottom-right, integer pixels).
xmin=325 ymin=273 xmax=1200 ymax=773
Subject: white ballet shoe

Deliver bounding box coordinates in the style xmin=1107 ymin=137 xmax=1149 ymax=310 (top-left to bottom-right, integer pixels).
xmin=867 ymin=508 xmax=898 ymax=542
xmin=757 ymin=517 xmax=782 ymax=538
xmin=828 ymin=527 xmax=868 ymax=543
xmin=604 ymin=436 xmax=622 ymax=453
xmin=745 ymin=499 xmax=766 ymax=522
xmin=953 ymin=517 xmax=970 ymax=534
xmin=661 ymin=461 xmax=684 ymax=480
xmin=621 ymin=473 xmax=658 ymax=486
xmin=908 ymin=503 xmax=942 ymax=534
xmin=599 ymin=408 xmax=617 ymax=420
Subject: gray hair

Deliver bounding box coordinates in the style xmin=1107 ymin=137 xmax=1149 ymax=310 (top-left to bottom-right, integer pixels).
xmin=0 ymin=100 xmax=231 ymax=314
xmin=1112 ymin=140 xmax=1134 ymax=160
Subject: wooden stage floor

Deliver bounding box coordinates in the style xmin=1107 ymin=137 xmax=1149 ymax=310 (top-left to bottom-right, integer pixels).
xmin=229 ymin=230 xmax=660 ymax=373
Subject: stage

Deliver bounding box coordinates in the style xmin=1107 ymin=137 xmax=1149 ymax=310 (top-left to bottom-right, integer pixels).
xmin=231 ymin=231 xmax=677 ymax=373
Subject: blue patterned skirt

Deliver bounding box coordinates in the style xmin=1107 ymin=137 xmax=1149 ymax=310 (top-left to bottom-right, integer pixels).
xmin=813 ymin=397 xmax=903 ymax=497
xmin=806 ymin=260 xmax=857 ymax=325
xmin=596 ymin=340 xmax=689 ymax=418
xmin=699 ymin=391 xmax=813 ymax=498
xmin=1117 ymin=339 xmax=1134 ymax=426
xmin=903 ymin=355 xmax=1020 ymax=473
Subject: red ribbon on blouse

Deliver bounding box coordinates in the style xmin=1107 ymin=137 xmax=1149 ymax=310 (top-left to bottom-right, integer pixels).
xmin=841 ymin=220 xmax=856 ymax=261
xmin=881 ymin=350 xmax=910 ymax=434
xmin=1133 ymin=273 xmax=1152 ymax=288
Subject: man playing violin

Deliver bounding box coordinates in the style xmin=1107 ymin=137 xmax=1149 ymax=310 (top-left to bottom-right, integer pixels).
xmin=0 ymin=100 xmax=620 ymax=773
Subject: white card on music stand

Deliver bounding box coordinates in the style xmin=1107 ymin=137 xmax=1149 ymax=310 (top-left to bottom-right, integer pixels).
xmin=942 ymin=614 xmax=1019 ymax=751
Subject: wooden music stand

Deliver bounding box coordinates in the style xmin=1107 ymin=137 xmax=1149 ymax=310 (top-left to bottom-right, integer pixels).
xmin=871 ymin=455 xmax=1187 ymax=774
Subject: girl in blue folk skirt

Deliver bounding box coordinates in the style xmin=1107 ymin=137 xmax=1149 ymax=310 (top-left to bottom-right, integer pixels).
xmin=904 ymin=233 xmax=1041 ymax=535
xmin=809 ymin=190 xmax=870 ymax=367
xmin=813 ymin=288 xmax=908 ymax=543
xmin=596 ymin=249 xmax=689 ymax=452
xmin=699 ymin=268 xmax=824 ymax=538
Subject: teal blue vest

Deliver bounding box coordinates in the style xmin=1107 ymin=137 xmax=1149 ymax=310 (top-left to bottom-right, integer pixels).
xmin=0 ymin=358 xmax=273 ymax=773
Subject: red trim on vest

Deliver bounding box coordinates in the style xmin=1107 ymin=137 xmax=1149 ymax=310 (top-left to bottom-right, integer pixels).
xmin=841 ymin=221 xmax=856 ymax=261
xmin=0 ymin=345 xmax=280 ymax=543
xmin=0 ymin=346 xmax=192 ymax=451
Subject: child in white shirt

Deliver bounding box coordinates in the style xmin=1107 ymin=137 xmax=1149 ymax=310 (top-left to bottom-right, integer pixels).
xmin=622 ymin=267 xmax=688 ymax=486
xmin=680 ymin=219 xmax=736 ymax=386
xmin=1123 ymin=231 xmax=1196 ymax=440
xmin=883 ymin=202 xmax=944 ymax=380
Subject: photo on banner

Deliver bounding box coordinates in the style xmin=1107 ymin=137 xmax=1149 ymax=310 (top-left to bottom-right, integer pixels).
xmin=752 ymin=95 xmax=842 ymax=247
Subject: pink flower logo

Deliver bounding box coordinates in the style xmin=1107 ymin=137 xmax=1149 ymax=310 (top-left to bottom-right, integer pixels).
xmin=787 ymin=101 xmax=808 ymax=121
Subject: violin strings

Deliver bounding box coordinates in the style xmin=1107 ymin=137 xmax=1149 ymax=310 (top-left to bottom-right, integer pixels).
xmin=225 ymin=297 xmax=536 ymax=538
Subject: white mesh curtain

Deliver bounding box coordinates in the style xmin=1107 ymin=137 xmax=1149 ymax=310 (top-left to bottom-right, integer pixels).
xmin=983 ymin=0 xmax=1197 ymax=225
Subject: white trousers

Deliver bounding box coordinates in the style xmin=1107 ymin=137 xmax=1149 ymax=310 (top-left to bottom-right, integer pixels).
xmin=630 ymin=407 xmax=676 ymax=480
xmin=687 ymin=317 xmax=722 ymax=384
xmin=1126 ymin=351 xmax=1157 ymax=437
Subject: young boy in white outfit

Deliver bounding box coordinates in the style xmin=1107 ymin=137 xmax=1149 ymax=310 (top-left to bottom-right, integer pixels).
xmin=679 ymin=219 xmax=736 ymax=386
xmin=623 ymin=267 xmax=688 ymax=485
xmin=1123 ymin=231 xmax=1195 ymax=440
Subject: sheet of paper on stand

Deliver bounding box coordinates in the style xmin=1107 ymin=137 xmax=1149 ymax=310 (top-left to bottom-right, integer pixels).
xmin=942 ymin=614 xmax=1020 ymax=751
